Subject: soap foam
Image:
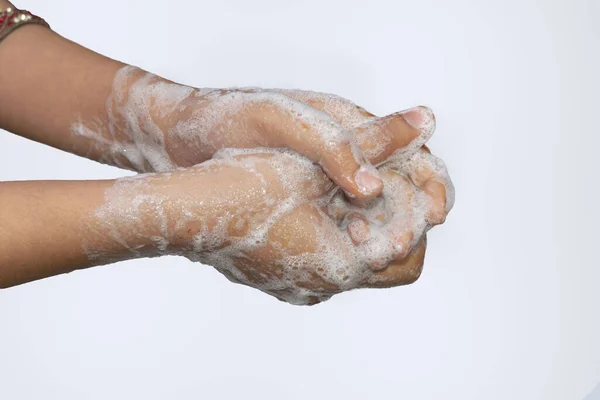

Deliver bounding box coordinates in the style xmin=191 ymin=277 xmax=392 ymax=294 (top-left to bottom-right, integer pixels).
xmin=79 ymin=67 xmax=455 ymax=305
xmin=86 ymin=147 xmax=454 ymax=306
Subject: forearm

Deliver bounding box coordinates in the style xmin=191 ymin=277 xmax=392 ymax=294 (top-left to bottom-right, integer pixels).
xmin=0 ymin=156 xmax=278 ymax=287
xmin=0 ymin=179 xmax=141 ymax=288
xmin=0 ymin=8 xmax=128 ymax=164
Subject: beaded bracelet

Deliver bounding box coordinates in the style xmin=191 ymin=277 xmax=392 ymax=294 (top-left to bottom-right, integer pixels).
xmin=0 ymin=7 xmax=50 ymax=44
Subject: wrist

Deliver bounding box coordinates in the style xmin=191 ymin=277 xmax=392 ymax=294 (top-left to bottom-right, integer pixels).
xmin=0 ymin=178 xmax=139 ymax=287
xmin=83 ymin=169 xmax=215 ymax=262
xmin=86 ymin=66 xmax=198 ymax=172
xmin=84 ymin=155 xmax=285 ymax=264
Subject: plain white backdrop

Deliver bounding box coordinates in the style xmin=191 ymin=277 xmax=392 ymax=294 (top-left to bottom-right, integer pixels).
xmin=1 ymin=0 xmax=598 ymax=399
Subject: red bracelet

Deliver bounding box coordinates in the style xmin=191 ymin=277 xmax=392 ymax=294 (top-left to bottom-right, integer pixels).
xmin=0 ymin=7 xmax=50 ymax=43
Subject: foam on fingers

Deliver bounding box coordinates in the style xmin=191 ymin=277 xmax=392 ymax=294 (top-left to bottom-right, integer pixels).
xmin=74 ymin=66 xmax=455 ymax=305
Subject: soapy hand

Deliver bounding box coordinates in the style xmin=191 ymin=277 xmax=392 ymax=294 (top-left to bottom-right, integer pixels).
xmin=76 ymin=65 xmax=454 ymax=304
xmin=76 ymin=66 xmax=435 ymax=200
xmin=89 ymin=108 xmax=453 ymax=305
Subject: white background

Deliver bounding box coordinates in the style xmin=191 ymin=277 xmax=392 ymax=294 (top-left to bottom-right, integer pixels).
xmin=1 ymin=0 xmax=599 ymax=399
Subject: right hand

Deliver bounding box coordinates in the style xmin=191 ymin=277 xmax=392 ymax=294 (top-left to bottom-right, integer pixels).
xmin=97 ymin=67 xmax=436 ymax=201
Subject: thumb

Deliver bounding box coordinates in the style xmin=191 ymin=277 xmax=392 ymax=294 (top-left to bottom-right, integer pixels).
xmin=257 ymin=95 xmax=384 ymax=199
xmin=353 ymin=106 xmax=436 ymax=166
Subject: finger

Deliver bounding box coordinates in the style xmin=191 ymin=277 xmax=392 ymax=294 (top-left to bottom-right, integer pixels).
xmin=277 ymin=91 xmax=436 ymax=168
xmin=279 ymin=91 xmax=436 ymax=162
xmin=345 ymin=212 xmax=371 ymax=245
xmin=353 ymin=106 xmax=436 ymax=166
xmin=326 ymin=191 xmax=350 ymax=223
xmin=273 ymin=90 xmax=376 ymax=129
xmin=390 ymin=231 xmax=415 ymax=261
xmin=277 ymin=91 xmax=437 ymax=178
xmin=255 ymin=94 xmax=383 ymax=199
xmin=404 ymin=149 xmax=455 ymax=226
xmin=333 ymin=167 xmax=418 ymax=271
xmin=422 ymin=180 xmax=447 ymax=225
xmin=362 ymin=236 xmax=427 ymax=288
xmin=359 ymin=168 xmax=422 ymax=270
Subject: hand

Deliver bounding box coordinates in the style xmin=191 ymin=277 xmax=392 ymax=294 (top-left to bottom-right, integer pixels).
xmin=0 ymin=17 xmax=453 ymax=297
xmin=76 ymin=66 xmax=435 ymax=201
xmin=89 ymin=114 xmax=453 ymax=305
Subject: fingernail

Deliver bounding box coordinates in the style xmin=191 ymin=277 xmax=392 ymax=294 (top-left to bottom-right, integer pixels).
xmin=347 ymin=217 xmax=370 ymax=245
xmin=401 ymin=106 xmax=435 ymax=134
xmin=354 ymin=166 xmax=383 ymax=196
xmin=368 ymin=257 xmax=389 ymax=272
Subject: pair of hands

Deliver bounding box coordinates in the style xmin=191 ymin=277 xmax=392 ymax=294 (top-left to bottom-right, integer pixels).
xmin=87 ymin=67 xmax=454 ymax=305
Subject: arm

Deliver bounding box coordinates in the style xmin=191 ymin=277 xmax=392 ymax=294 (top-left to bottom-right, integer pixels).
xmin=0 ymin=154 xmax=307 ymax=289
xmin=0 ymin=168 xmax=253 ymax=287
xmin=0 ymin=3 xmax=386 ymax=199
xmin=0 ymin=1 xmax=126 ymax=162
xmin=0 ymin=149 xmax=451 ymax=305
xmin=0 ymin=179 xmax=126 ymax=287
xmin=0 ymin=2 xmax=453 ymax=303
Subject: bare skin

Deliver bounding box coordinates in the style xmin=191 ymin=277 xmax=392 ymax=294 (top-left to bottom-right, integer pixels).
xmin=0 ymin=179 xmax=123 ymax=287
xmin=0 ymin=1 xmax=454 ymax=303
xmin=0 ymin=147 xmax=441 ymax=304
xmin=0 ymin=22 xmax=384 ymax=199
xmin=79 ymin=67 xmax=433 ymax=198
xmin=0 ymin=123 xmax=452 ymax=304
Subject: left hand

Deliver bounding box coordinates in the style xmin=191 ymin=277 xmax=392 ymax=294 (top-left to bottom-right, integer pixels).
xmin=86 ymin=110 xmax=453 ymax=305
